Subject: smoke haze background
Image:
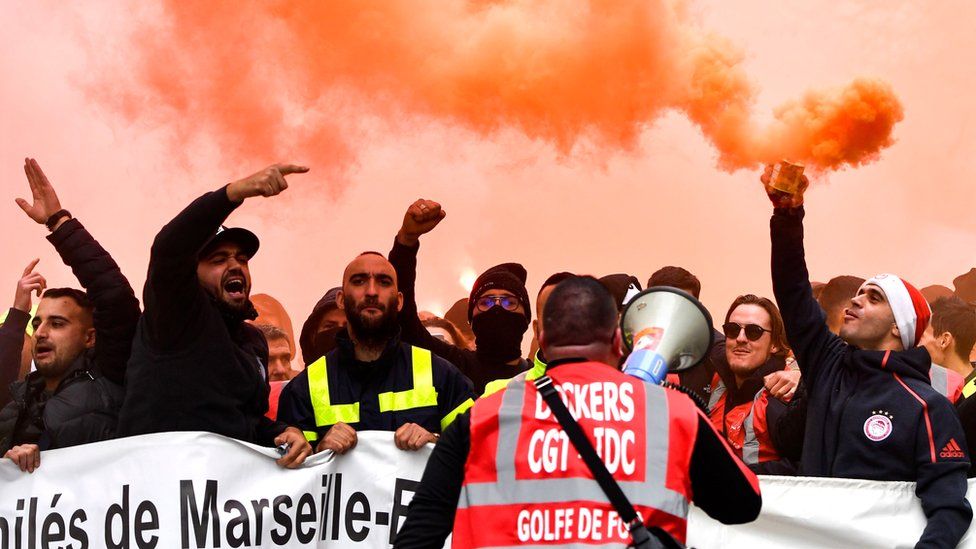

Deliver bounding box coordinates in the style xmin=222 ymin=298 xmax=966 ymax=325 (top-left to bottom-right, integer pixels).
xmin=2 ymin=1 xmax=974 ymax=353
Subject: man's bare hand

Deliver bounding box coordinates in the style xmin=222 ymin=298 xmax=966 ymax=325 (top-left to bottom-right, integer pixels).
xmin=226 ymin=164 xmax=309 ymax=202
xmin=396 ymin=199 xmax=446 ymax=246
xmin=274 ymin=427 xmax=312 ymax=469
xmin=394 ymin=422 xmax=436 ymax=451
xmin=761 ymin=164 xmax=809 ymax=210
xmin=16 ymin=158 xmax=65 ymax=228
xmin=4 ymin=444 xmax=40 ymax=473
xmin=317 ymin=422 xmax=357 ymax=454
xmin=14 ymin=259 xmax=46 ymax=313
xmin=764 ymin=369 xmax=801 ymax=401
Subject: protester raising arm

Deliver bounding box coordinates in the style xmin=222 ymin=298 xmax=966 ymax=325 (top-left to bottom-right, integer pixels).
xmin=0 ymin=260 xmax=45 ymax=409
xmin=764 ymin=169 xmax=845 ymax=386
xmin=144 ymin=164 xmax=308 ymax=350
xmin=16 ymin=158 xmax=141 ymax=386
xmin=387 ymin=200 xmax=470 ymax=367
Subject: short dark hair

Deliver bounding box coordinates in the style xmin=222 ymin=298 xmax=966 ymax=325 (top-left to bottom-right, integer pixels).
xmin=931 ymin=297 xmax=976 ymax=362
xmin=648 ymin=266 xmax=701 ymax=299
xmin=542 ymin=276 xmax=618 ymax=347
xmin=41 ymin=288 xmax=93 ymax=314
xmin=539 ymin=272 xmax=575 ymax=296
xmin=255 ymin=323 xmax=290 ymax=344
xmin=817 ymin=275 xmax=865 ymax=315
xmin=724 ymin=294 xmax=790 ymax=357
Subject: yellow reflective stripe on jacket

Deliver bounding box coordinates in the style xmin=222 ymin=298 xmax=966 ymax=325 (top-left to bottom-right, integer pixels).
xmin=378 ymin=347 xmax=439 ymax=412
xmin=481 ymin=352 xmax=547 ymax=398
xmin=964 ymin=377 xmax=976 ymax=399
xmin=307 ymin=356 xmax=360 ymax=426
xmin=302 ymin=431 xmax=317 ymax=442
xmin=442 ymin=398 xmax=474 ymax=430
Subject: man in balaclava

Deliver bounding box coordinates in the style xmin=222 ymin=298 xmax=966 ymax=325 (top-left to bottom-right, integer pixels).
xmin=387 ymin=199 xmax=530 ymax=393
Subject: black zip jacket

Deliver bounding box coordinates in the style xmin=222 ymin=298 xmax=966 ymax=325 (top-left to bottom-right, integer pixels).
xmin=277 ymin=329 xmax=473 ymax=443
xmin=117 ymin=187 xmax=287 ymax=446
xmin=771 ymin=206 xmax=971 ymax=548
xmin=388 ymin=239 xmax=527 ymax=394
xmin=0 ymin=218 xmax=140 ymax=453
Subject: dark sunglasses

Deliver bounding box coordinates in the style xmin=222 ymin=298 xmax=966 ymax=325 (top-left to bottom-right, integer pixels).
xmin=722 ymin=322 xmax=772 ymax=341
xmin=475 ymin=295 xmax=520 ymax=312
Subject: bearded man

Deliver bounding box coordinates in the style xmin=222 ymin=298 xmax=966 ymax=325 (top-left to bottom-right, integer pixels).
xmin=278 ymin=252 xmax=474 ymax=454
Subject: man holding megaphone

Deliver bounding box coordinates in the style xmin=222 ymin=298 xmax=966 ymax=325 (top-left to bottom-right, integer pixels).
xmin=396 ymin=276 xmax=761 ymax=548
xmin=762 ymin=167 xmax=972 ymax=548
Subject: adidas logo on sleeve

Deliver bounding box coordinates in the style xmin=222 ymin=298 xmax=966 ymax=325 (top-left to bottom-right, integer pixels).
xmin=939 ymin=438 xmax=966 ymax=459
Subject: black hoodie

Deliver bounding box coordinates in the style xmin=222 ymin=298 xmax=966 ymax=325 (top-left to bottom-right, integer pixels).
xmin=771 ymin=207 xmax=971 ymax=548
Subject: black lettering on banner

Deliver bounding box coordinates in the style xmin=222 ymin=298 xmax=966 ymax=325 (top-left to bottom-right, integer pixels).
xmin=331 ymin=473 xmax=343 ymax=540
xmin=319 ymin=474 xmax=332 ymax=541
xmin=41 ymin=493 xmax=65 ymax=548
xmin=389 ymin=478 xmax=418 ymax=545
xmin=70 ymin=509 xmax=90 ymax=549
xmin=345 ymin=492 xmax=370 ymax=543
xmin=134 ymin=501 xmax=159 ymax=549
xmin=295 ymin=494 xmax=316 ymax=544
xmin=249 ymin=499 xmax=269 ymax=547
xmin=224 ymin=500 xmax=250 ymax=548
xmin=105 ymin=485 xmax=130 ymax=549
xmin=180 ymin=480 xmax=220 ymax=549
xmin=270 ymin=496 xmax=293 ymax=545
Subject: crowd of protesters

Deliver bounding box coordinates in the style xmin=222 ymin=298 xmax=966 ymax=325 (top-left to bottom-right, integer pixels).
xmin=3 ymin=158 xmax=976 ymax=547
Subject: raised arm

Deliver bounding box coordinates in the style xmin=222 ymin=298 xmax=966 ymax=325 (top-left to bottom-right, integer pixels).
xmin=0 ymin=260 xmax=44 ymax=407
xmin=388 ymin=200 xmax=472 ymax=368
xmin=763 ymin=170 xmax=844 ymax=386
xmin=16 ymin=159 xmax=141 ymax=385
xmin=144 ymin=164 xmax=308 ymax=349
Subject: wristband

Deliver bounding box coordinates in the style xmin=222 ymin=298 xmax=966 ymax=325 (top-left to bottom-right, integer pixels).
xmin=45 ymin=209 xmax=71 ymax=231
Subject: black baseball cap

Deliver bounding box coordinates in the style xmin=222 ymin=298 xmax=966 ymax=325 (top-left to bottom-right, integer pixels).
xmin=199 ymin=225 xmax=260 ymax=259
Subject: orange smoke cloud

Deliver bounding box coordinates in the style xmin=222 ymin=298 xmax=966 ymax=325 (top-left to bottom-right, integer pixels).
xmin=92 ymin=0 xmax=903 ymax=176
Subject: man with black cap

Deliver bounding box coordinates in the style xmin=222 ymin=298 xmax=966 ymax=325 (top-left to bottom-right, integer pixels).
xmin=118 ymin=164 xmax=311 ymax=468
xmin=388 ymin=199 xmax=531 ymax=394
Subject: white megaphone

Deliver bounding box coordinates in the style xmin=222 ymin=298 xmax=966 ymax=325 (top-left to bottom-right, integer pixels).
xmin=619 ymin=287 xmax=713 ymax=385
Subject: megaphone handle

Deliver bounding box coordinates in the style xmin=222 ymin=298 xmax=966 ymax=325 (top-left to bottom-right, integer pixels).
xmin=661 ymin=381 xmax=709 ymax=414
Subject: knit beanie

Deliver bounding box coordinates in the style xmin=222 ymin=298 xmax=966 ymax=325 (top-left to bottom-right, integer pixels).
xmin=468 ymin=263 xmax=531 ymax=322
xmin=861 ymin=274 xmax=931 ymax=349
xmin=598 ymin=274 xmax=643 ymax=312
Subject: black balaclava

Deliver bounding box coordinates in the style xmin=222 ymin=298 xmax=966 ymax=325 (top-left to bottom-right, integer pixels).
xmin=472 ymin=307 xmax=529 ymax=363
xmin=468 ymin=263 xmax=531 ymax=362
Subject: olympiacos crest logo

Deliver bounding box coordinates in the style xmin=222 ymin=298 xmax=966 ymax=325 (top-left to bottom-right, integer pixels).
xmin=864 ymin=411 xmax=893 ymax=442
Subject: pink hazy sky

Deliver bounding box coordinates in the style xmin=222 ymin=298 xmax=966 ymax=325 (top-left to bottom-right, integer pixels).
xmin=1 ymin=1 xmax=974 ymax=351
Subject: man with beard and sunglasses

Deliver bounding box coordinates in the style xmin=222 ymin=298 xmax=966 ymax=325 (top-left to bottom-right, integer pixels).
xmin=708 ymin=294 xmax=796 ymax=474
xmin=277 ymin=252 xmax=474 ymax=455
xmin=387 ymin=199 xmax=533 ymax=394
xmin=117 ymin=164 xmax=312 ymax=468
xmin=762 ymin=169 xmax=971 ymax=547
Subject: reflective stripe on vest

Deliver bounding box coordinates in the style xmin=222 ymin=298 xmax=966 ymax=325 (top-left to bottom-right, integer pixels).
xmin=442 ymin=398 xmax=474 ymax=431
xmin=740 ymin=389 xmax=765 ymax=465
xmin=708 ymin=379 xmax=726 ymax=412
xmin=307 ymin=346 xmax=440 ymax=428
xmin=964 ymin=376 xmax=976 ymax=400
xmin=457 ymin=375 xmax=690 ymax=519
xmin=377 ymin=347 xmax=437 ymax=412
xmin=307 ymin=356 xmax=360 ymax=426
xmin=482 ymin=353 xmax=548 ymax=398
xmin=931 ymin=364 xmax=949 ymax=398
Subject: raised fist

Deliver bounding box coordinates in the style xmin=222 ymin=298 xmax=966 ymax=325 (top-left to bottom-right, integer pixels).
xmin=397 ymin=199 xmax=446 ymax=246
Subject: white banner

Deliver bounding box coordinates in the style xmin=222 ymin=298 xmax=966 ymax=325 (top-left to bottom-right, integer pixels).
xmin=688 ymin=475 xmax=976 ymax=548
xmin=5 ymin=432 xmax=976 ymax=549
xmin=0 ymin=431 xmax=438 ymax=549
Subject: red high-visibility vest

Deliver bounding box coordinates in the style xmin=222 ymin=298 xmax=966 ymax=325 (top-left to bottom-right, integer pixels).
xmin=708 ymin=378 xmax=781 ymax=465
xmin=453 ymin=360 xmax=698 ymax=547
